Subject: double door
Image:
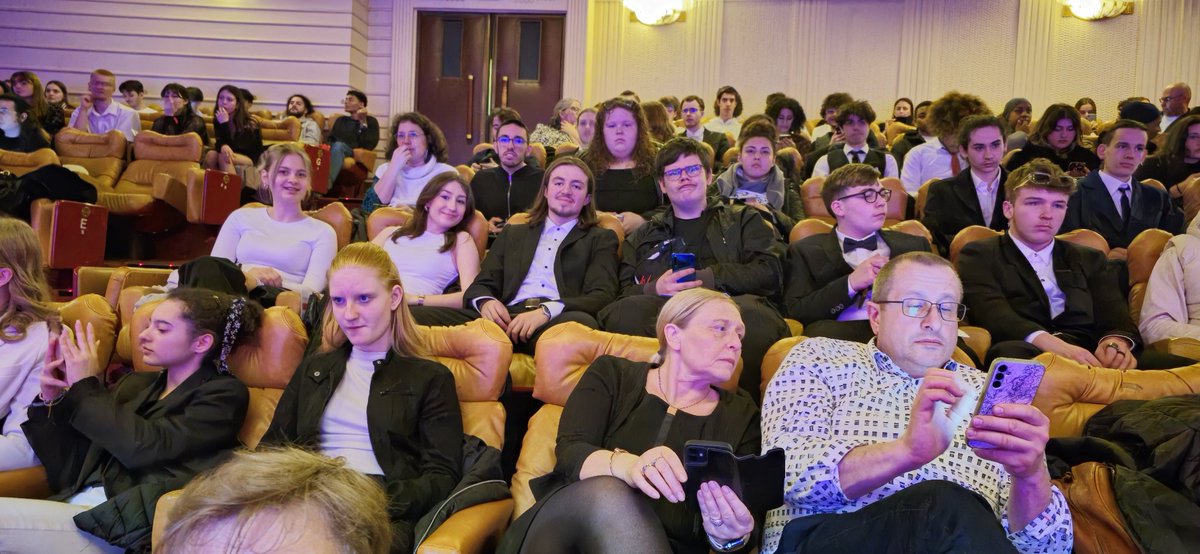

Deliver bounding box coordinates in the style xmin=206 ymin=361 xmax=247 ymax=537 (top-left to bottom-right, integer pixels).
xmin=415 ymin=12 xmax=565 ymax=164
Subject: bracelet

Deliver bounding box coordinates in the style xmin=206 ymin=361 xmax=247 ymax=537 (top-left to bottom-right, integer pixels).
xmin=417 ymin=295 xmax=426 ymax=306
xmin=708 ymin=532 xmax=749 ymax=552
xmin=608 ymin=448 xmax=627 ymax=477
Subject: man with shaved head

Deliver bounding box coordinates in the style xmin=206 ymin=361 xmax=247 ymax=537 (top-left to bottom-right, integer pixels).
xmin=1160 ymin=82 xmax=1192 ymax=132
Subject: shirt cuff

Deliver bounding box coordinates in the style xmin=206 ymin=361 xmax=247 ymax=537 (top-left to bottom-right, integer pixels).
xmin=1099 ymin=334 xmax=1136 ymax=350
xmin=1003 ymin=484 xmax=1074 ymax=552
xmin=543 ymin=301 xmax=564 ymax=319
xmin=472 ymin=296 xmax=498 ymax=313
xmin=1024 ymin=330 xmax=1048 ymax=344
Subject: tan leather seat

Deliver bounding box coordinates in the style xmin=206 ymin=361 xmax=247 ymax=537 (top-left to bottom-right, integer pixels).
xmin=799 ymin=177 xmax=832 ymax=224
xmin=788 ymin=218 xmax=934 ymax=246
xmin=254 ymin=116 xmax=301 ymax=146
xmin=1125 ymin=229 xmax=1200 ymax=357
xmin=456 ymin=164 xmax=476 ymax=182
xmin=116 ymin=131 xmax=203 ymax=197
xmin=915 ymin=178 xmax=939 ymax=219
xmin=948 ymin=225 xmax=1002 ymax=266
xmin=0 ymin=147 xmax=59 ymax=176
xmin=879 ymin=177 xmax=908 ymax=227
xmin=54 ymin=129 xmax=127 ymax=195
xmin=1057 ymin=228 xmax=1109 ymax=257
xmin=368 ymin=208 xmax=490 ymax=260
xmin=529 ymin=143 xmax=548 ymax=168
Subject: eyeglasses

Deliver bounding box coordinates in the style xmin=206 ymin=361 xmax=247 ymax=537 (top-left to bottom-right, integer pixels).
xmin=1015 ymin=170 xmax=1074 ymax=190
xmin=681 ymin=107 xmax=700 ymax=114
xmin=395 ymin=131 xmax=424 ymax=141
xmin=496 ymin=136 xmax=526 ymax=147
xmin=836 ymin=187 xmax=891 ymax=204
xmin=664 ymin=164 xmax=704 ymax=182
xmin=1161 ymin=95 xmax=1183 ymax=103
xmin=875 ymin=298 xmax=968 ymax=322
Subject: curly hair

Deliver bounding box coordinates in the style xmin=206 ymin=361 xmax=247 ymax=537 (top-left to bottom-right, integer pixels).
xmin=766 ymin=97 xmax=806 ymax=135
xmin=926 ymin=91 xmax=991 ymax=138
xmin=386 ymin=112 xmax=449 ymax=163
xmin=580 ymin=97 xmax=658 ymax=180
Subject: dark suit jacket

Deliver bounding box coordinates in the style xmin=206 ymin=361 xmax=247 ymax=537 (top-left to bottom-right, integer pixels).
xmin=464 ymin=220 xmax=619 ymax=315
xmin=679 ymin=128 xmax=731 ymax=164
xmin=957 ymin=234 xmax=1138 ymax=348
xmin=921 ymin=168 xmax=1009 ymax=255
xmin=1061 ymin=171 xmax=1185 ymax=249
xmin=784 ymin=230 xmax=931 ymax=323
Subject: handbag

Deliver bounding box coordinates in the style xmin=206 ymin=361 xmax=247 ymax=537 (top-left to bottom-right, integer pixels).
xmin=1052 ymin=462 xmax=1141 ymax=554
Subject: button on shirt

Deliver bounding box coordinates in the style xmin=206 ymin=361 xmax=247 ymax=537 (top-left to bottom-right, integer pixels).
xmin=1010 ymin=236 xmax=1068 ymax=343
xmin=66 ymin=100 xmax=140 ymax=141
xmin=1097 ymin=170 xmax=1133 ymax=219
xmin=760 ymin=337 xmax=1073 ymax=554
xmin=835 ymin=229 xmax=890 ymax=321
xmin=477 ymin=219 xmax=576 ymax=318
xmin=971 ymin=169 xmax=1002 ymax=227
xmin=900 ymin=137 xmax=966 ymax=196
xmin=812 ymin=144 xmax=900 ymax=178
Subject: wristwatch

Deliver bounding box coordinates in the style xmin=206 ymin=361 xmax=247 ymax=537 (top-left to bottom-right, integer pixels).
xmin=539 ymin=304 xmax=552 ymax=318
xmin=708 ymin=533 xmax=748 ymax=552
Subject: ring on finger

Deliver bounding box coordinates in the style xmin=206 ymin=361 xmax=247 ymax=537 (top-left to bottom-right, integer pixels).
xmin=641 ymin=464 xmax=653 ymax=476
xmin=709 ymin=514 xmax=723 ymax=525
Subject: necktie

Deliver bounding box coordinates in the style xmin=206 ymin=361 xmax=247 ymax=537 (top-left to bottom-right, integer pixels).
xmin=850 ymin=150 xmax=863 ymax=164
xmin=842 ymin=234 xmax=878 ymax=253
xmin=950 ymin=152 xmax=962 ymax=175
xmin=1119 ymin=184 xmax=1131 ymax=225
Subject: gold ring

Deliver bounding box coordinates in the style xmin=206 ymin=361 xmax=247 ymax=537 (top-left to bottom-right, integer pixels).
xmin=1106 ymin=341 xmax=1119 ymax=349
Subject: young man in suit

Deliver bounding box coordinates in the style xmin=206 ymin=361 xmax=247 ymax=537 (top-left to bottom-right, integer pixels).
xmin=411 ymin=156 xmax=619 ymax=354
xmin=785 ymin=163 xmax=930 ymax=343
xmin=678 ymin=95 xmax=731 ymax=167
xmin=958 ymin=158 xmax=1193 ymax=369
xmin=810 ymin=100 xmax=899 ymax=179
xmin=1061 ymin=120 xmax=1185 ymax=258
xmin=921 ymin=114 xmax=1010 ymax=255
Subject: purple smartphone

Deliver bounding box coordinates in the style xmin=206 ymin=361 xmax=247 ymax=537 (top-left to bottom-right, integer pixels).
xmin=967 ymin=358 xmax=1047 ymax=449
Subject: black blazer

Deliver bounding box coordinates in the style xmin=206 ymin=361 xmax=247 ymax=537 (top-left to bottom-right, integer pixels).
xmin=784 ymin=230 xmax=931 ymax=324
xmin=678 ymin=128 xmax=732 ymax=164
xmin=1061 ymin=171 xmax=1185 ymax=249
xmin=464 ymin=220 xmax=619 ymax=315
xmin=264 ymin=346 xmax=463 ymax=550
xmin=957 ymin=234 xmax=1138 ymax=348
xmin=23 ymin=364 xmax=248 ymax=549
xmin=921 ymin=168 xmax=1009 ymax=255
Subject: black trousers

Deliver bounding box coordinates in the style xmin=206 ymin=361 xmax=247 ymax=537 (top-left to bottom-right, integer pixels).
xmin=598 ymin=294 xmax=789 ymax=402
xmin=776 ymin=480 xmax=1019 ymax=554
xmin=410 ymin=304 xmax=598 ymax=355
xmin=805 ymin=319 xmax=985 ymax=368
xmin=174 ymin=256 xmax=284 ymax=307
xmin=988 ymin=338 xmax=1196 ymax=370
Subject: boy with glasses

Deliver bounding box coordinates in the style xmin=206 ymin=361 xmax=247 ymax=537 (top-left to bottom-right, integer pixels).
xmin=677 ymin=95 xmax=732 ymax=168
xmin=469 ymin=119 xmax=545 ymax=232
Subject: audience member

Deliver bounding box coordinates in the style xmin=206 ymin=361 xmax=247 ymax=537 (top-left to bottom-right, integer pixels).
xmin=9 ymin=71 xmax=65 ymax=137
xmin=1075 ymin=97 xmax=1098 ymax=124
xmin=530 ymin=97 xmax=582 ymax=148
xmin=151 ymin=83 xmax=208 ymax=145
xmin=372 ymin=111 xmax=456 ymax=209
xmin=0 ymin=93 xmax=51 ymax=153
xmin=811 ymin=100 xmax=898 ymax=178
xmin=413 ymin=157 xmax=618 ymax=353
xmin=157 ymin=446 xmax=392 ymax=554
xmin=712 ymin=120 xmax=805 ymax=236
xmin=117 ymin=79 xmax=156 ymax=114
xmin=373 ymin=173 xmax=480 ymax=308
xmin=659 ymin=95 xmax=680 ymax=122
xmin=704 ymin=85 xmax=744 ymax=136
xmin=922 ymin=114 xmax=1010 ymax=255
xmin=283 ymin=93 xmax=322 ymax=145
xmin=186 ymin=86 xmax=204 ymax=113
xmin=580 ymin=98 xmax=663 ymax=233
xmin=641 ymin=101 xmax=676 ymax=144
xmin=263 ymin=242 xmax=463 ymax=553
xmin=599 ymin=138 xmax=788 ymax=400
xmin=900 ymin=91 xmax=990 ymax=196
xmin=785 ymin=163 xmax=930 ymax=342
xmin=619 ymin=90 xmax=641 ymax=103
xmin=999 ymin=97 xmax=1033 ymax=149
xmin=43 ymin=80 xmax=72 ymax=111
xmin=1135 ymin=114 xmax=1200 ymax=189
xmin=762 ymin=252 xmax=1072 ymax=553
xmin=238 ymin=88 xmax=256 ymax=113
xmin=1160 ymin=82 xmax=1192 ymax=132
xmin=891 ymin=99 xmax=933 ymax=168
xmin=884 ymin=97 xmax=914 ymax=129
xmin=811 ymin=92 xmax=852 ymax=140
xmin=1062 ymin=120 xmax=1184 ymax=253
xmin=326 ymin=89 xmax=380 ymax=189
xmin=469 ymin=106 xmax=523 ymax=170
xmin=0 ymin=218 xmax=56 ymax=471
xmin=1118 ymin=101 xmax=1163 ymax=155
xmin=499 ymin=289 xmax=761 ymax=554
xmin=766 ymin=96 xmax=810 ymax=153
xmin=958 ymin=158 xmax=1190 ymax=369
xmin=678 ymin=94 xmax=732 ymax=167
xmin=470 ymin=119 xmax=545 ymax=231
xmin=577 ymin=106 xmax=597 ymax=148
xmin=0 ymin=288 xmax=257 ymax=553
xmin=204 ymin=84 xmax=264 ymax=175
xmin=1139 ymin=213 xmax=1200 ymax=344
xmin=1004 ymin=103 xmax=1100 ymax=177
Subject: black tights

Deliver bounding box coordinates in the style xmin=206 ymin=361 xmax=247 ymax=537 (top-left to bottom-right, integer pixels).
xmin=503 ymin=476 xmax=672 ymax=554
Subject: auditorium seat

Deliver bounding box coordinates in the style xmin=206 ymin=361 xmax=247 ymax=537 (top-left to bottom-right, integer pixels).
xmin=1057 ymin=228 xmax=1110 ymax=257
xmin=555 ymin=142 xmax=580 ymax=158
xmin=799 ymin=177 xmax=830 ymax=224
xmin=879 ymin=177 xmax=908 ymax=226
xmin=787 ymin=217 xmax=932 ymax=246
xmin=253 ymin=116 xmax=301 ymax=146
xmin=0 ymin=147 xmax=59 ymax=176
xmin=529 ymin=142 xmax=548 ymax=169
xmin=884 ymin=121 xmax=916 ymax=145
xmin=473 ymin=142 xmax=493 ymax=156
xmin=367 ymin=207 xmax=489 ymax=261
xmin=1174 ymin=174 xmax=1200 ymax=222
xmin=456 ymin=164 xmax=476 ymax=182
xmin=948 ymin=225 xmax=1002 ymax=266
xmin=915 ymin=178 xmax=939 ymax=219
xmin=117 ymin=131 xmax=203 ymax=200
xmin=54 ymin=129 xmax=127 ymax=193
xmin=722 ymin=145 xmax=739 ymax=168
xmin=309 ymin=111 xmax=326 ymax=134
xmin=1126 ymin=228 xmax=1200 ymax=359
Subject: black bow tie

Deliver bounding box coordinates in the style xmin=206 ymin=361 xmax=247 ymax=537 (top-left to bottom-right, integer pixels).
xmin=842 ymin=235 xmax=877 ymax=253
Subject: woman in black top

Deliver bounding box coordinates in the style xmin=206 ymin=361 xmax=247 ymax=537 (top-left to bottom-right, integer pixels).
xmin=0 ymin=93 xmax=51 ymax=153
xmin=264 ymin=242 xmax=463 ymax=553
xmin=1136 ymin=114 xmax=1200 ymax=190
xmin=501 ymin=289 xmax=760 ymax=554
xmin=44 ymin=80 xmax=73 ymax=111
xmin=152 ymin=83 xmax=209 ymax=145
xmin=2 ymin=289 xmax=257 ymax=552
xmin=204 ymin=84 xmax=263 ymax=174
xmin=1004 ymin=103 xmax=1100 ymax=177
xmin=9 ymin=71 xmax=65 ymax=138
xmin=581 ymin=97 xmax=663 ymax=234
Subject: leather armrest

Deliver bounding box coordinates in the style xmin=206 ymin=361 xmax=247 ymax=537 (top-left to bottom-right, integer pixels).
xmin=416 ymin=498 xmax=514 ymax=554
xmin=1148 ymin=337 xmax=1200 ymax=361
xmin=511 ymin=404 xmax=562 ymax=520
xmin=275 ymin=291 xmax=302 ymax=315
xmin=152 ymin=489 xmax=182 ymax=551
xmin=352 ymin=148 xmax=377 ymax=171
xmin=0 ymin=465 xmax=51 ymax=499
xmin=74 ymin=266 xmax=118 ymax=302
xmin=151 ymin=171 xmax=192 ymax=215
xmin=959 ymin=325 xmax=992 ymax=363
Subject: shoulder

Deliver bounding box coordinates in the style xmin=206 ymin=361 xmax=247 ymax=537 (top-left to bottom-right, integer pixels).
xmin=589 ymin=355 xmax=650 ymax=385
xmin=960 ymin=235 xmax=1002 ymax=257
xmin=394 ymin=355 xmax=456 ymax=385
xmin=1059 ymin=239 xmax=1106 ymax=264
xmin=773 ymin=337 xmax=868 ymax=384
xmin=304 ymin=216 xmax=338 ymax=239
xmin=374 ymin=226 xmax=400 ymax=245
xmin=226 ymin=206 xmax=259 ymax=224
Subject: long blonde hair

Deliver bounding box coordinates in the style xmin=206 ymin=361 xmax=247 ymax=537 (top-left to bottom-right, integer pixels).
xmin=0 ymin=217 xmax=56 ymax=341
xmin=256 ymin=142 xmax=312 ymax=206
xmin=319 ymin=242 xmax=429 ymax=358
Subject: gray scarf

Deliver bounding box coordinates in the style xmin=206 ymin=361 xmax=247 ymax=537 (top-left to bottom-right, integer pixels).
xmin=713 ymin=162 xmax=787 ymax=209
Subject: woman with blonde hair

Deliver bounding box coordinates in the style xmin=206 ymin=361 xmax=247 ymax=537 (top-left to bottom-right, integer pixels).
xmin=264 ymin=242 xmax=464 ymax=553
xmin=0 ymin=218 xmax=56 ymax=471
xmin=501 ymin=288 xmax=761 ymax=553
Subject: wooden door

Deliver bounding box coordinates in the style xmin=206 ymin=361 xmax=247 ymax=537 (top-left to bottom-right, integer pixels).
xmin=415 ymin=13 xmax=489 ymax=164
xmin=491 ymin=15 xmax=565 ymax=136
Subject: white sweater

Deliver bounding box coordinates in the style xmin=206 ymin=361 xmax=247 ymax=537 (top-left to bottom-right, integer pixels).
xmin=0 ymin=321 xmax=48 ymax=470
xmin=211 ymin=207 xmax=338 ymax=300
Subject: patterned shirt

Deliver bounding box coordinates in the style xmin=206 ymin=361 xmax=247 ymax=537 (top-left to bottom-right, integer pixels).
xmin=760 ymin=337 xmax=1073 ymax=554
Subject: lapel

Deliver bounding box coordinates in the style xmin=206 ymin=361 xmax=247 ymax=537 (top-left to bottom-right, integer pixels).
xmin=514 ymin=222 xmax=543 ymax=280
xmin=553 ymin=224 xmax=588 ymax=288
xmin=999 ymin=234 xmax=1051 ymax=312
xmin=949 ymin=170 xmax=985 ymax=223
xmin=819 ymin=231 xmax=852 ymax=274
xmin=1081 ymin=173 xmax=1125 ymax=230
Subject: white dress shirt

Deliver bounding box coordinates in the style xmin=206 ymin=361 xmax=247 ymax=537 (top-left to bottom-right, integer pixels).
xmin=66 ymin=100 xmax=140 ymax=141
xmin=812 ymin=143 xmax=899 ymax=178
xmin=971 ymin=169 xmax=1002 ymax=227
xmin=704 ymin=117 xmax=742 ymax=136
xmin=1097 ymin=170 xmax=1133 ymax=218
xmin=835 ymin=229 xmax=890 ymax=321
xmin=900 ymin=137 xmax=965 ymax=196
xmin=1010 ymin=235 xmax=1067 ymax=343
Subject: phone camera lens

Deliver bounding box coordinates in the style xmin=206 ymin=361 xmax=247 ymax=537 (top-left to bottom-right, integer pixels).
xmin=992 ymin=380 xmax=1003 ymax=388
xmin=997 ymin=365 xmax=1007 ymax=374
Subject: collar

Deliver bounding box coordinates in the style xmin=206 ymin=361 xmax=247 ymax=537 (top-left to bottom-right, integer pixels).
xmin=1097 ymin=170 xmax=1133 ymax=196
xmin=1010 ymin=232 xmax=1055 ymax=261
xmin=542 ymin=217 xmax=579 ymax=234
xmin=868 ymin=338 xmax=963 ymax=380
xmin=685 ymin=127 xmax=705 ymax=140
xmin=402 ymin=154 xmax=442 ymax=179
xmin=843 ymin=143 xmax=869 ymax=156
xmin=90 ymin=101 xmax=123 ymax=117
xmin=834 ymin=226 xmax=878 ymax=244
xmin=970 ymin=169 xmax=1001 ymax=192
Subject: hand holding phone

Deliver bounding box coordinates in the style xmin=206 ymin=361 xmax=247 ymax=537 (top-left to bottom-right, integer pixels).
xmin=671 ymin=253 xmax=696 ymax=282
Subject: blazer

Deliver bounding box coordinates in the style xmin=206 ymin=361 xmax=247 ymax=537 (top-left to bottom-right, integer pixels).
xmin=784 ymin=230 xmax=931 ymax=324
xmin=1061 ymin=171 xmax=1185 ymax=249
xmin=264 ymin=346 xmax=463 ymax=551
xmin=23 ymin=363 xmax=248 ymax=549
xmin=921 ymin=168 xmax=1010 ymax=255
xmin=678 ymin=128 xmax=732 ymax=164
xmin=957 ymin=233 xmax=1139 ymax=348
xmin=464 ymin=220 xmax=619 ymax=315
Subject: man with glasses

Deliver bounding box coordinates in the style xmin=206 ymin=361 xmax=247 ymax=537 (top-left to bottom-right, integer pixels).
xmin=761 ymin=251 xmax=1072 ymax=554
xmin=470 ymin=119 xmax=545 ymax=232
xmin=1160 ymin=82 xmax=1192 ymax=132
xmin=599 ymin=137 xmax=788 ymax=401
xmin=68 ymin=69 xmax=139 ymax=141
xmin=784 ymin=164 xmax=931 ymax=344
xmin=959 ymin=158 xmax=1192 ymax=369
xmin=677 ymin=95 xmax=731 ymax=168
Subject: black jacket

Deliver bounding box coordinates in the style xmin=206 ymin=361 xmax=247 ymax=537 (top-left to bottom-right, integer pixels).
xmin=957 ymin=234 xmax=1138 ymax=348
xmin=784 ymin=229 xmax=931 ymax=323
xmin=1062 ymin=171 xmax=1185 ymax=249
xmin=328 ymin=113 xmax=381 ymax=150
xmin=921 ymin=168 xmax=1009 ymax=255
xmin=891 ymin=130 xmax=927 ymax=171
xmin=469 ymin=164 xmax=545 ymax=222
xmin=23 ymin=364 xmax=248 ymax=550
xmin=464 ymin=219 xmax=619 ymax=315
xmin=619 ymin=202 xmax=784 ymax=298
xmin=264 ymin=346 xmax=463 ymax=553
xmin=1004 ymin=142 xmax=1101 ymax=175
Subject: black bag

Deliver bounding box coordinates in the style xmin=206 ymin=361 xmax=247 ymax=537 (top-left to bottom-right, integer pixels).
xmin=0 ymin=169 xmax=25 ymax=216
xmin=10 ymin=165 xmax=98 ymax=220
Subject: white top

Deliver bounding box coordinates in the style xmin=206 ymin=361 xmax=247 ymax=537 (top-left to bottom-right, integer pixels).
xmin=0 ymin=321 xmax=48 ymax=470
xmin=379 ymin=228 xmax=460 ymax=296
xmin=1139 ymin=215 xmax=1200 ymax=343
xmin=374 ymin=156 xmax=457 ymax=208
xmin=835 ymin=229 xmax=891 ymax=322
xmin=210 ymin=207 xmax=338 ymax=300
xmin=703 ymin=117 xmax=741 ymax=137
xmin=900 ymin=138 xmax=966 ymax=196
xmin=1010 ymin=235 xmax=1067 ymax=345
xmin=67 ymin=100 xmax=140 ymax=141
xmin=811 ymin=143 xmax=899 ymax=178
xmin=971 ymin=169 xmax=1002 ymax=227
xmin=320 ymin=347 xmax=386 ymax=476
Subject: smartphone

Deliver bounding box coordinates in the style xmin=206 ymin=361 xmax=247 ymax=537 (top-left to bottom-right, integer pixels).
xmin=967 ymin=358 xmax=1047 ymax=449
xmin=683 ymin=440 xmax=786 ymax=516
xmin=671 ymin=253 xmax=696 ymax=282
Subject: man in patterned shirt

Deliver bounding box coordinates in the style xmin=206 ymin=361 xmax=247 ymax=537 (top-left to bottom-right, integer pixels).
xmin=761 ymin=251 xmax=1072 ymax=553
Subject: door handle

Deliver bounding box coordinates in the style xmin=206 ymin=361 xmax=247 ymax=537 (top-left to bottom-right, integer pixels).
xmin=501 ymin=75 xmax=509 ymax=107
xmin=466 ymin=74 xmax=475 ymax=142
